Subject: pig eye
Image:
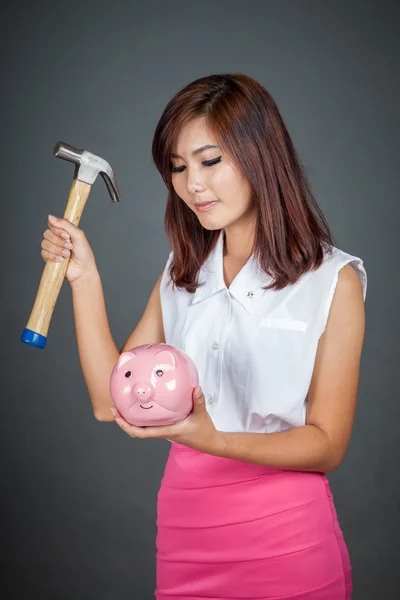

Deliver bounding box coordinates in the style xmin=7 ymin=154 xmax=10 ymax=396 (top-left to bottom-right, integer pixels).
xmin=125 ymin=371 xmax=132 ymax=378
xmin=156 ymin=369 xmax=164 ymax=377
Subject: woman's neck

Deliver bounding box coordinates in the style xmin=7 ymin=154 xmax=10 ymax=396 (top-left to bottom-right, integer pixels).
xmin=223 ymin=219 xmax=256 ymax=264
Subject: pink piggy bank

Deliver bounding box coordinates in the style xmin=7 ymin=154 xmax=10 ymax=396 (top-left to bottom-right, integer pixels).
xmin=109 ymin=343 xmax=199 ymax=426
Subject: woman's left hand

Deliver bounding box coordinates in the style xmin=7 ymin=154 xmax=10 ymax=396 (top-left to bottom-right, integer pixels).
xmin=110 ymin=386 xmax=223 ymax=455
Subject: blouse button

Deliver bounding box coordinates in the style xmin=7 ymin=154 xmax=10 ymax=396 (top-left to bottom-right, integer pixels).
xmin=212 ymin=342 xmax=219 ymax=350
xmin=207 ymin=394 xmax=215 ymax=405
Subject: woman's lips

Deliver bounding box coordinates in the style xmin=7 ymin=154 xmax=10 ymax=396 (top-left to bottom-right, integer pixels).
xmin=195 ymin=201 xmax=218 ymax=212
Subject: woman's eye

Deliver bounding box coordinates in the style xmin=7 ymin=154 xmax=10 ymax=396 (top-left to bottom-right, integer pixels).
xmin=170 ymin=156 xmax=221 ymax=173
xmin=203 ymin=157 xmax=222 ymax=168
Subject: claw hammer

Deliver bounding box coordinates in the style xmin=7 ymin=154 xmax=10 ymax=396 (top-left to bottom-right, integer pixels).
xmin=21 ymin=142 xmax=121 ymax=349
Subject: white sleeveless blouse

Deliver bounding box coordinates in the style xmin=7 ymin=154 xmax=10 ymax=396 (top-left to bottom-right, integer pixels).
xmin=160 ymin=229 xmax=367 ymax=434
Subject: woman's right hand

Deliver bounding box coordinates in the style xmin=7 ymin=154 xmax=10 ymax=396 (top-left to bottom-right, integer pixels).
xmin=40 ymin=214 xmax=98 ymax=284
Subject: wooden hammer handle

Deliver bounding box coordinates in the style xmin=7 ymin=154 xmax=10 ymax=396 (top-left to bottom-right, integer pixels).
xmin=21 ymin=179 xmax=92 ymax=348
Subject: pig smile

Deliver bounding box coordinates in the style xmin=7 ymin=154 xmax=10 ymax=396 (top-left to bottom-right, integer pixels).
xmin=140 ymin=405 xmax=153 ymax=409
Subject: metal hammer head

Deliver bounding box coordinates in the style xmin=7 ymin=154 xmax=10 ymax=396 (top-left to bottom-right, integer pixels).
xmin=53 ymin=142 xmax=120 ymax=203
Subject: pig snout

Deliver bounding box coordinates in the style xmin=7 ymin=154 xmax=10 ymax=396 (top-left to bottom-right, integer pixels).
xmin=132 ymin=382 xmax=154 ymax=406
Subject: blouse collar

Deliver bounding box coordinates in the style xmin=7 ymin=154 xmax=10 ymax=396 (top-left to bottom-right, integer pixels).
xmin=190 ymin=229 xmax=273 ymax=314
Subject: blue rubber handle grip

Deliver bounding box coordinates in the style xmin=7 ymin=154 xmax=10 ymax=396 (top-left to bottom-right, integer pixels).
xmin=20 ymin=328 xmax=47 ymax=349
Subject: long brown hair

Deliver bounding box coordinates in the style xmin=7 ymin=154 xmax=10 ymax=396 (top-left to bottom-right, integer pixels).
xmin=151 ymin=73 xmax=335 ymax=292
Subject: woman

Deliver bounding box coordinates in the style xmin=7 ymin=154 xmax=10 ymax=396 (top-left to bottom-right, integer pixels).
xmin=42 ymin=74 xmax=367 ymax=599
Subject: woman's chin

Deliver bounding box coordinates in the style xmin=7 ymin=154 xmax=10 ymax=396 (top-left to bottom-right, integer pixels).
xmin=197 ymin=214 xmax=226 ymax=230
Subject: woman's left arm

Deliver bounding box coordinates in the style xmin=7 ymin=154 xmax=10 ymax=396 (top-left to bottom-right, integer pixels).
xmin=112 ymin=264 xmax=366 ymax=474
xmin=217 ymin=263 xmax=366 ymax=473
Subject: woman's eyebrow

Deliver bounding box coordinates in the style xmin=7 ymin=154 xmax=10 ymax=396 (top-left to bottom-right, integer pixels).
xmin=171 ymin=145 xmax=220 ymax=159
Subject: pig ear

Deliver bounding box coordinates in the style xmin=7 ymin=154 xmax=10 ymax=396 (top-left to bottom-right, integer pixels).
xmin=116 ymin=351 xmax=136 ymax=369
xmin=154 ymin=349 xmax=177 ymax=366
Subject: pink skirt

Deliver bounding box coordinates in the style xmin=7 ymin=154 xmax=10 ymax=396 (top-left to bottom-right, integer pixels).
xmin=155 ymin=442 xmax=352 ymax=599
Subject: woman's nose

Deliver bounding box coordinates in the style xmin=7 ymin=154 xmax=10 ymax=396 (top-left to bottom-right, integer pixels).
xmin=187 ymin=174 xmax=206 ymax=194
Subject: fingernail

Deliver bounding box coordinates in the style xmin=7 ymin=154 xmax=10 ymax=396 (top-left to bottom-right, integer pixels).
xmin=110 ymin=407 xmax=116 ymax=417
xmin=48 ymin=214 xmax=57 ymax=221
xmin=115 ymin=419 xmax=123 ymax=427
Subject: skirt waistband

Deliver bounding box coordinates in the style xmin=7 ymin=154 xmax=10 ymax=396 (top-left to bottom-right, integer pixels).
xmin=163 ymin=441 xmax=327 ymax=489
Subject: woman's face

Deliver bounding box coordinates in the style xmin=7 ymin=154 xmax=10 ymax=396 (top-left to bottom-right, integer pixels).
xmin=170 ymin=117 xmax=255 ymax=231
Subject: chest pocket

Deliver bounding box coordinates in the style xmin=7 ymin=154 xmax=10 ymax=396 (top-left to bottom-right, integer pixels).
xmin=259 ymin=316 xmax=309 ymax=332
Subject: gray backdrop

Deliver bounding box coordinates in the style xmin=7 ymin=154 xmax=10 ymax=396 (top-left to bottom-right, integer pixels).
xmin=2 ymin=0 xmax=399 ymax=598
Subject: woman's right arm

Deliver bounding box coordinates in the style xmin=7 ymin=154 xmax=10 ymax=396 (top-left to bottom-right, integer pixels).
xmin=41 ymin=215 xmax=165 ymax=422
